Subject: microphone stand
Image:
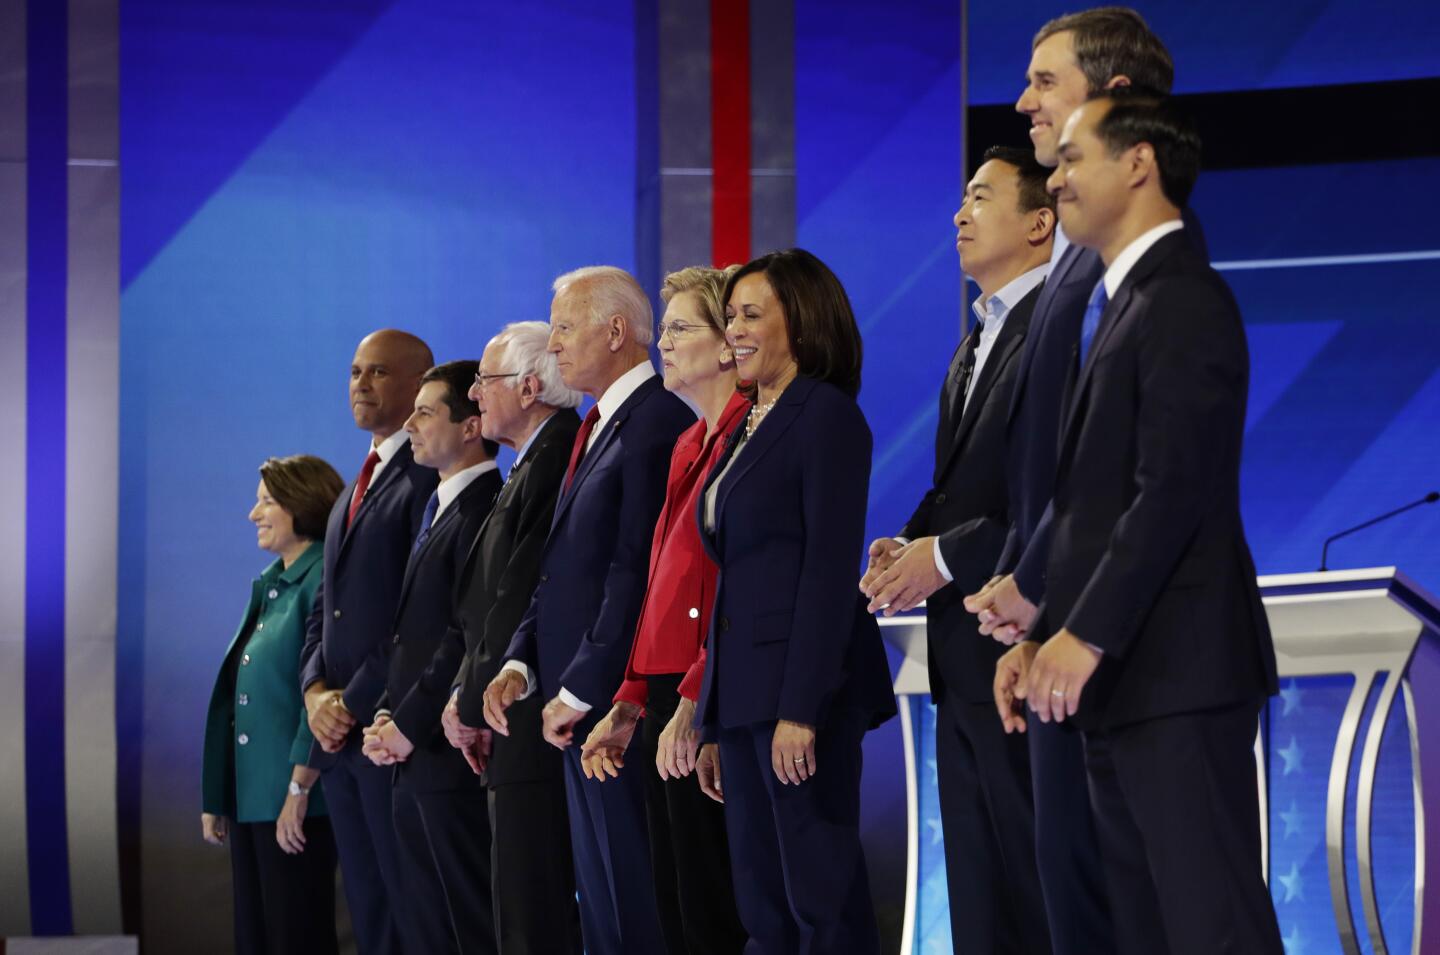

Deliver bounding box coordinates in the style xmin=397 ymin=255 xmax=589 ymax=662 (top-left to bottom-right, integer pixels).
xmin=1319 ymin=491 xmax=1439 ymax=571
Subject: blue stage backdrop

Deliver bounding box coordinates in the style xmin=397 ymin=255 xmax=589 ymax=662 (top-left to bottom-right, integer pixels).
xmin=118 ymin=1 xmax=638 ymax=949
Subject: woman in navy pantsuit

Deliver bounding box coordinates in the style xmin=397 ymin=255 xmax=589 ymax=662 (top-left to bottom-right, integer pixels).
xmin=694 ymin=249 xmax=896 ymax=955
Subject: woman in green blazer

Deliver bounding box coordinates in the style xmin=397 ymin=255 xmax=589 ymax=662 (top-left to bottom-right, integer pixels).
xmin=201 ymin=454 xmax=345 ymax=955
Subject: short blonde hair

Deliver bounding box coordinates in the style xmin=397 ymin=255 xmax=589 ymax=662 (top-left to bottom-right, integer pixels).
xmin=660 ymin=265 xmax=738 ymax=338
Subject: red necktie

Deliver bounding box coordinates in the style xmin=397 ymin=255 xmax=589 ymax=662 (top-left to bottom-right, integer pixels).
xmin=562 ymin=406 xmax=602 ymax=493
xmin=347 ymin=449 xmax=382 ymax=526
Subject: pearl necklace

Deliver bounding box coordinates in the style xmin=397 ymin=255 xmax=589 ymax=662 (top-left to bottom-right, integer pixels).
xmin=745 ymin=396 xmax=779 ymax=440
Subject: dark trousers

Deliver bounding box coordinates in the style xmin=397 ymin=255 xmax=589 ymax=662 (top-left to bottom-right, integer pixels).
xmin=642 ymin=675 xmax=747 ymax=955
xmin=229 ymin=815 xmax=339 ymax=955
xmin=1027 ymin=715 xmax=1114 ymax=955
xmin=320 ymin=742 xmax=404 ymax=955
xmin=562 ymin=736 xmax=668 ymax=955
xmin=935 ymin=698 xmax=1050 ymax=955
xmin=1083 ymin=702 xmax=1283 ymax=955
xmin=717 ymin=711 xmax=878 ymax=955
xmin=490 ymin=779 xmax=583 ymax=955
xmin=392 ymin=782 xmax=497 ymax=954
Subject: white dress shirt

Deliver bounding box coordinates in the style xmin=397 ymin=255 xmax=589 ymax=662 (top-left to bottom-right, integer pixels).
xmin=1102 ymin=219 xmax=1184 ymax=298
xmin=501 ymin=359 xmax=667 ymax=712
xmin=430 ymin=459 xmax=499 ymax=525
xmin=366 ymin=429 xmax=412 ymax=488
xmin=509 ymin=411 xmax=557 ymax=478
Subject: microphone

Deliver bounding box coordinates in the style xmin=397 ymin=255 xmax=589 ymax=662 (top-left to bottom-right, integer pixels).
xmin=1319 ymin=491 xmax=1439 ymax=571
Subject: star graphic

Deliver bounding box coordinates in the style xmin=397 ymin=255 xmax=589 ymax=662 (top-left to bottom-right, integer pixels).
xmin=1280 ymin=800 xmax=1303 ymax=839
xmin=1283 ymin=922 xmax=1305 ymax=955
xmin=1278 ymin=736 xmax=1304 ymax=776
xmin=1277 ymin=862 xmax=1304 ymax=902
xmin=926 ymin=816 xmax=944 ymax=846
xmin=1280 ymin=681 xmax=1304 ymax=717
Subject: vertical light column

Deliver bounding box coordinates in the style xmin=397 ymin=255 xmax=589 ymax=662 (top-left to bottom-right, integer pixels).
xmin=657 ymin=0 xmax=713 ymax=278
xmin=65 ymin=0 xmax=122 ymax=934
xmin=0 ymin=0 xmax=33 ymax=933
xmin=749 ymin=0 xmax=794 ymax=256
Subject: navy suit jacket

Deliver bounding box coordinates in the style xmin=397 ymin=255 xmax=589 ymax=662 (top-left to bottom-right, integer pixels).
xmin=696 ymin=377 xmax=895 ymax=733
xmin=382 ymin=468 xmax=501 ymax=792
xmin=1046 ymin=231 xmax=1277 ymax=729
xmin=300 ymin=439 xmax=438 ymax=732
xmin=502 ymin=374 xmax=695 ymax=717
xmin=996 ymin=213 xmax=1207 ymax=616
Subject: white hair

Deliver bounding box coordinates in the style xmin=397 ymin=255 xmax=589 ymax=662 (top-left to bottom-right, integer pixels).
xmin=487 ymin=321 xmax=583 ymax=409
xmin=551 ymin=265 xmax=654 ymax=347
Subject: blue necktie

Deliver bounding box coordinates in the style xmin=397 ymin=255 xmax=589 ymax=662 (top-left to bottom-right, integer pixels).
xmin=1078 ymin=280 xmax=1109 ymax=370
xmin=412 ymin=491 xmax=440 ymax=554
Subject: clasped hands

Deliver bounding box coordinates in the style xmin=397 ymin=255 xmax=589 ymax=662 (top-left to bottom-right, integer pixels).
xmin=361 ymin=712 xmax=413 ymax=766
xmin=304 ymin=682 xmax=356 ymax=753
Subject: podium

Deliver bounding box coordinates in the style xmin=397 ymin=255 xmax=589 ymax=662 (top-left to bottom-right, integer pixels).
xmin=882 ymin=568 xmax=1440 ymax=955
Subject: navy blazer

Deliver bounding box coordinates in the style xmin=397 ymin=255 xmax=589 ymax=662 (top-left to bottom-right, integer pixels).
xmin=1046 ymin=231 xmax=1277 ymax=730
xmin=696 ymin=377 xmax=895 ymax=733
xmin=382 ymin=468 xmax=501 ymax=792
xmin=996 ymin=213 xmax=1208 ymax=612
xmin=502 ymin=373 xmax=695 ymax=714
xmin=299 ymin=438 xmax=438 ymax=730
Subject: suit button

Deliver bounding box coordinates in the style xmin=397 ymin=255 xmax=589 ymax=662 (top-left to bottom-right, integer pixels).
xmin=393 ymin=634 xmax=401 ymax=645
xmin=540 ymin=573 xmax=549 ymax=583
xmin=237 ymin=694 xmax=248 ymax=706
xmin=268 ymin=588 xmax=279 ymax=599
xmin=237 ymin=733 xmax=250 ymax=746
xmin=719 ymin=616 xmax=730 ymax=631
xmin=935 ymin=493 xmax=947 ymax=505
xmin=241 ymin=654 xmax=251 ymax=666
xmin=255 ymin=621 xmax=264 ymax=631
xmin=333 ymin=610 xmax=342 ymax=619
xmin=688 ymin=607 xmax=699 ymax=619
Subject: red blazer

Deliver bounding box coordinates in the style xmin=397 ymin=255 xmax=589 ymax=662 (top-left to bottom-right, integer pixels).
xmin=615 ymin=391 xmax=750 ymax=706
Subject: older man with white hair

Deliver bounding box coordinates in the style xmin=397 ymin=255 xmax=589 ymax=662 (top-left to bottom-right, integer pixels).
xmin=485 ymin=268 xmax=695 ymax=955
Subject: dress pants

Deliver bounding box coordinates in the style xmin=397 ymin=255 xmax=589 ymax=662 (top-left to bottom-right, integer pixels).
xmin=716 ymin=710 xmax=879 ymax=955
xmin=392 ymin=781 xmax=497 ymax=954
xmin=1083 ymin=702 xmax=1283 ymax=955
xmin=489 ymin=779 xmax=583 ymax=955
xmin=642 ymin=675 xmax=747 ymax=955
xmin=934 ymin=698 xmax=1050 ymax=955
xmin=1026 ymin=715 xmax=1113 ymax=955
xmin=229 ymin=815 xmax=339 ymax=955
xmin=320 ymin=741 xmax=405 ymax=955
xmin=562 ymin=734 xmax=669 ymax=955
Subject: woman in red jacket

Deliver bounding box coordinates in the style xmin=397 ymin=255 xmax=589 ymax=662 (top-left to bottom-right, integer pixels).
xmin=580 ymin=265 xmax=749 ymax=954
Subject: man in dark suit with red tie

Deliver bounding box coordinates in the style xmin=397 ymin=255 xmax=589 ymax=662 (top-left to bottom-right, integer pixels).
xmin=482 ymin=267 xmax=694 ymax=955
xmin=299 ymin=329 xmax=438 ymax=955
xmin=360 ymin=360 xmax=503 ymax=954
xmin=862 ymin=146 xmax=1056 ymax=954
xmin=1009 ymin=90 xmax=1281 ymax=955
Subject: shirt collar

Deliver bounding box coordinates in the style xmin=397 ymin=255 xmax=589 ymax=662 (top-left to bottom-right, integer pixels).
xmin=594 ymin=360 xmax=657 ymax=426
xmin=969 ymin=263 xmax=1049 ymax=326
xmin=371 ymin=428 xmax=410 ymax=464
xmin=277 ymin=540 xmax=323 ymax=583
xmin=1103 ymin=219 xmax=1185 ymax=299
xmin=434 ymin=459 xmax=499 ymax=521
xmin=511 ymin=410 xmax=558 ymax=474
xmin=1050 ymin=221 xmax=1071 ymax=267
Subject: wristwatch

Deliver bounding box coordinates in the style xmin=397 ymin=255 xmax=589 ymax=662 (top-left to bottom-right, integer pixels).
xmin=288 ymin=781 xmax=311 ymax=797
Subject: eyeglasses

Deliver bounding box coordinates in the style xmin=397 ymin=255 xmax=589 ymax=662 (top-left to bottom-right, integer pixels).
xmin=473 ymin=371 xmax=523 ymax=387
xmin=657 ymin=321 xmax=710 ymax=340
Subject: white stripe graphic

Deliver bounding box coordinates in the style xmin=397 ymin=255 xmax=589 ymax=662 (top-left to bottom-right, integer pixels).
xmin=1213 ymin=249 xmax=1440 ymax=271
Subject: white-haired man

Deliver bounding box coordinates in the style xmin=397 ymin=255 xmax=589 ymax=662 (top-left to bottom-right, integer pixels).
xmin=485 ymin=268 xmax=695 ymax=955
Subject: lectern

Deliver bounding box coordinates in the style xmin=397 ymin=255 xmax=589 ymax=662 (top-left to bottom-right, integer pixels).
xmin=882 ymin=568 xmax=1440 ymax=955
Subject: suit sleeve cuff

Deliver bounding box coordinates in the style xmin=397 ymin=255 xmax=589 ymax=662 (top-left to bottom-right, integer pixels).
xmin=500 ymin=659 xmax=538 ymax=700
xmin=558 ymin=687 xmax=592 ymax=713
xmin=931 ymin=536 xmax=953 ymax=583
xmin=614 ymin=678 xmax=648 ymax=708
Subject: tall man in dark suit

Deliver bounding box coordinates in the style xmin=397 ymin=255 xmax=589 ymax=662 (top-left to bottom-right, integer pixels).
xmin=1009 ymin=90 xmax=1282 ymax=955
xmin=360 ymin=360 xmax=503 ymax=954
xmin=299 ymin=329 xmax=438 ymax=955
xmin=861 ymin=147 xmax=1055 ymax=955
xmin=440 ymin=321 xmax=585 ymax=954
xmin=960 ymin=11 xmax=1188 ymax=953
xmin=483 ymin=267 xmax=694 ymax=955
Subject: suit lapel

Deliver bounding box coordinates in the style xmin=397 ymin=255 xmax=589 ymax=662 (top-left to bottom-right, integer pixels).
xmin=550 ymin=375 xmax=661 ymax=532
xmin=704 ymin=378 xmax=812 ymax=551
xmin=1056 ymin=233 xmax=1182 ymax=465
xmin=1007 ymin=244 xmax=1084 ymax=425
xmin=338 ymin=440 xmax=415 ymax=564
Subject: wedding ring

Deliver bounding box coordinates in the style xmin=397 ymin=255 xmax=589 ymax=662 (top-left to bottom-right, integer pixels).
xmin=1050 ymin=689 xmax=1065 ymax=697
xmin=793 ymin=757 xmax=806 ymax=764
